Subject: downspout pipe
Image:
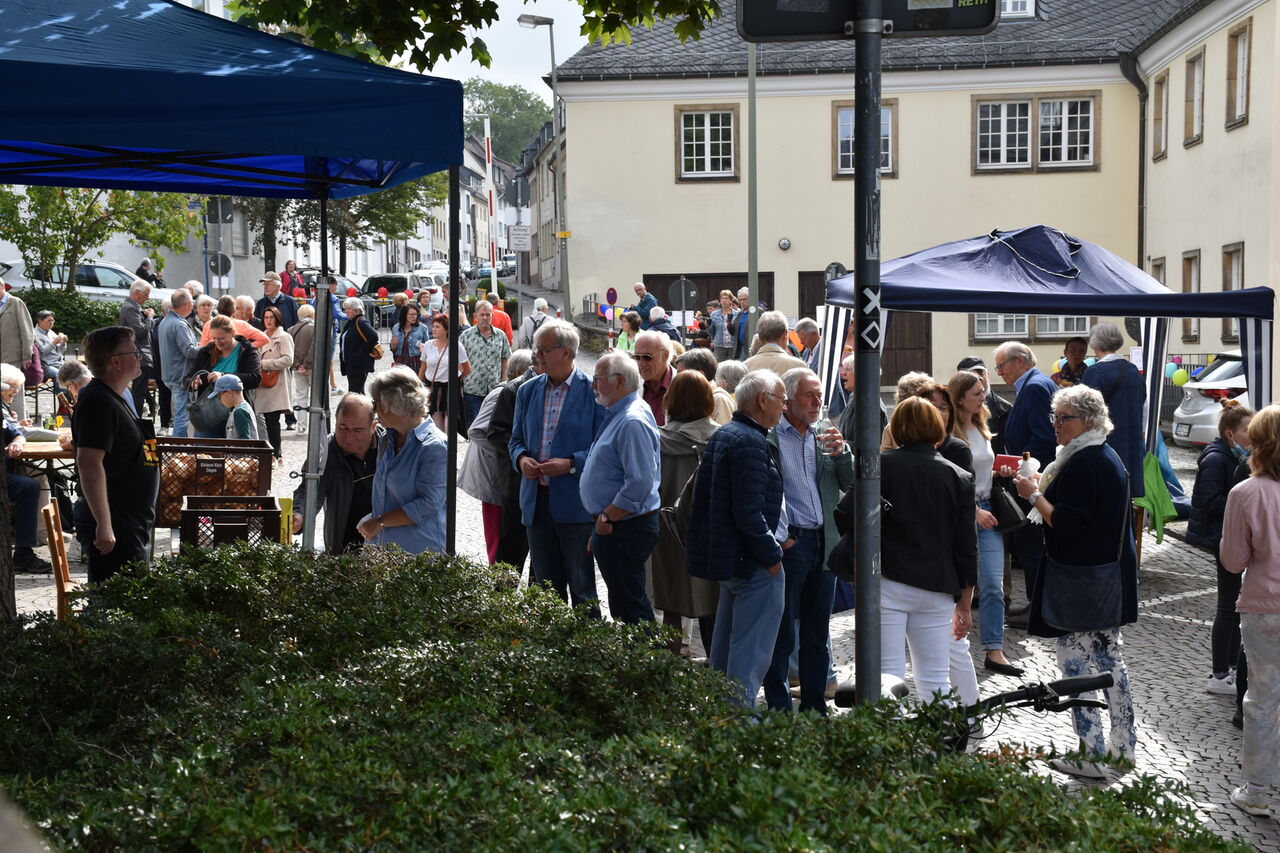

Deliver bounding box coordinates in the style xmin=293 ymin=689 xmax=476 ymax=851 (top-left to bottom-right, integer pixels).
xmin=1120 ymin=53 xmax=1147 ymax=269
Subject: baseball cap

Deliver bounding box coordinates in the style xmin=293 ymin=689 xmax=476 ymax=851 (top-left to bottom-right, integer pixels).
xmin=534 ymin=297 xmax=549 ymax=311
xmin=259 ymin=271 xmax=282 ymax=283
xmin=213 ymin=374 xmax=244 ymax=393
xmin=957 ymin=356 xmax=987 ymax=372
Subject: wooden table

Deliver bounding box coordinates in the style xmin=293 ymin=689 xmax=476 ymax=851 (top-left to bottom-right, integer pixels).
xmin=16 ymin=442 xmax=77 ymax=507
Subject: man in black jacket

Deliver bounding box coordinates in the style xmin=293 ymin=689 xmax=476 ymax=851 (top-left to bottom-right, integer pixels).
xmin=291 ymin=394 xmax=378 ymax=553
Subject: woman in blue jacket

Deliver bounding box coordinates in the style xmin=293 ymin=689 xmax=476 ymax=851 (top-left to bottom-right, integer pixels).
xmin=1187 ymin=400 xmax=1254 ymax=695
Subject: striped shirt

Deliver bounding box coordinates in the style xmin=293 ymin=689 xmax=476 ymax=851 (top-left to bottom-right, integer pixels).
xmin=776 ymin=416 xmax=822 ymax=529
xmin=539 ymin=372 xmax=576 ymax=485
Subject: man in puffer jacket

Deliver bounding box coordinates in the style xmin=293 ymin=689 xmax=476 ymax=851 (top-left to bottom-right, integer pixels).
xmin=686 ymin=369 xmax=788 ymax=708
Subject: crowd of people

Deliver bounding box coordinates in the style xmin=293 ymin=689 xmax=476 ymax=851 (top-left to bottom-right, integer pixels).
xmin=3 ymin=267 xmax=1278 ymax=816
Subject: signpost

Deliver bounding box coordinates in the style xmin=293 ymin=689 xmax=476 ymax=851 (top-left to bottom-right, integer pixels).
xmin=738 ymin=0 xmax=998 ymax=705
xmin=511 ymin=225 xmax=532 ymax=252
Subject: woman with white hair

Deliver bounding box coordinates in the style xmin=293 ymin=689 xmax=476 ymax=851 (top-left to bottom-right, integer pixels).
xmin=359 ymin=366 xmax=447 ymax=555
xmin=518 ymin=297 xmax=552 ymax=351
xmin=1015 ymin=384 xmax=1139 ymax=779
xmin=1081 ymin=321 xmax=1145 ymax=500
xmin=339 ymin=297 xmax=379 ymax=395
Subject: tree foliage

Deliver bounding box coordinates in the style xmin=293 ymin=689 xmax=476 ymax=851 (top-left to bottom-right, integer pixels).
xmin=464 ymin=79 xmax=552 ymax=164
xmin=0 ymin=187 xmax=204 ymax=292
xmin=228 ymin=0 xmax=721 ymax=72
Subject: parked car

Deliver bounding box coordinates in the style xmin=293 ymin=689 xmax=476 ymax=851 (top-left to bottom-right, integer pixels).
xmin=300 ymin=268 xmax=360 ymax=297
xmin=1171 ymin=350 xmax=1247 ymax=447
xmin=499 ymin=254 xmax=516 ymax=277
xmin=0 ymin=258 xmax=181 ymax=305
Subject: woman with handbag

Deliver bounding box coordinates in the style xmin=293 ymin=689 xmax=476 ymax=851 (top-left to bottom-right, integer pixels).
xmin=339 ymin=297 xmax=379 ymax=395
xmin=1014 ymin=385 xmax=1138 ymax=779
xmin=185 ymin=315 xmax=262 ymax=439
xmin=256 ymin=306 xmax=295 ymax=464
xmin=949 ymin=370 xmax=1023 ymax=677
xmin=417 ymin=314 xmax=470 ymax=433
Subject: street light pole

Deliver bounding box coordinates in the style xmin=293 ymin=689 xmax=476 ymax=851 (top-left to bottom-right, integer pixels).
xmin=519 ymin=14 xmax=569 ymax=318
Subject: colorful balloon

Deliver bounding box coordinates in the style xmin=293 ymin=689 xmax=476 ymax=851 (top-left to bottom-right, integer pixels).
xmin=1085 ymin=357 xmax=1097 ymax=366
xmin=1172 ymin=368 xmax=1190 ymax=387
xmin=377 ymin=287 xmax=389 ymax=298
xmin=292 ymin=287 xmax=305 ymax=298
xmin=347 ymin=286 xmax=358 ymax=297
xmin=1164 ymin=363 xmax=1177 ymax=379
xmin=1171 ymin=355 xmax=1182 ymax=364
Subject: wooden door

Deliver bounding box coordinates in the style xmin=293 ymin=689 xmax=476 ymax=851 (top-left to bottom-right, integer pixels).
xmin=880 ymin=311 xmax=932 ymax=386
xmin=797 ymin=271 xmax=828 ymax=321
xmin=642 ymin=272 xmax=775 ymax=317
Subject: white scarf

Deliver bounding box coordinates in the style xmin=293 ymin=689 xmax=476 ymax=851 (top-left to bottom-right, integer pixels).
xmin=1028 ymin=427 xmax=1109 ymax=525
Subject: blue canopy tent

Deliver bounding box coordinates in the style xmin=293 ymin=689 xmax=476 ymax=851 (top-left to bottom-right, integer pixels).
xmin=822 ymin=226 xmax=1275 ymax=457
xmin=0 ymin=0 xmax=465 ymax=552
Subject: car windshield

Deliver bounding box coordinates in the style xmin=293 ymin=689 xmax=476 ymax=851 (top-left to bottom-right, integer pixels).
xmin=365 ymin=276 xmax=408 ymax=294
xmin=1196 ymin=358 xmax=1245 ymax=384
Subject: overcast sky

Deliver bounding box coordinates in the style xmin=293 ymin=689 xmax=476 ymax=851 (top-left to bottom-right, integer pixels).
xmin=426 ymin=0 xmax=591 ymax=105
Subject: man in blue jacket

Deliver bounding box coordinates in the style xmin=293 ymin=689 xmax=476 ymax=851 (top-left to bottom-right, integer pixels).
xmin=628 ymin=282 xmax=658 ymax=331
xmin=994 ymin=341 xmax=1058 ymax=610
xmin=686 ymin=369 xmax=789 ymax=707
xmin=510 ymin=320 xmax=606 ymax=615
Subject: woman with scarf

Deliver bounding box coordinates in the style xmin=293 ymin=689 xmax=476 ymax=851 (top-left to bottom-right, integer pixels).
xmin=1188 ymin=400 xmax=1254 ymax=696
xmin=1014 ymin=384 xmax=1138 ymax=779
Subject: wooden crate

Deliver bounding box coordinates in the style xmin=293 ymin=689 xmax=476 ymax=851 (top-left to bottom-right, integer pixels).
xmin=179 ymin=495 xmax=282 ymax=552
xmin=155 ymin=437 xmax=273 ymax=529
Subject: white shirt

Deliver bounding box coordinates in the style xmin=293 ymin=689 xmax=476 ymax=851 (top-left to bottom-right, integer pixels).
xmin=419 ymin=339 xmax=469 ymax=382
xmin=964 ymin=424 xmax=995 ymax=500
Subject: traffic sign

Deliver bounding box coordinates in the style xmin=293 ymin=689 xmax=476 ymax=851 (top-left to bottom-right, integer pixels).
xmin=208 ymin=252 xmax=231 ymax=276
xmin=605 ymin=287 xmax=618 ymax=306
xmin=510 ymin=225 xmax=531 ymax=251
xmin=738 ymin=0 xmax=998 ymax=42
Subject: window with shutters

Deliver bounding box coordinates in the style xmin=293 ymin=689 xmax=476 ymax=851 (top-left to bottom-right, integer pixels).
xmin=1226 ymin=19 xmax=1251 ymax=128
xmin=1185 ymin=48 xmax=1205 ymax=147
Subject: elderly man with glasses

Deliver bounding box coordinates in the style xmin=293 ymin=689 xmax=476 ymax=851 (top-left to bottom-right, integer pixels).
xmin=580 ymin=352 xmax=662 ymax=624
xmin=72 ymin=325 xmax=161 ymax=584
xmin=633 ymin=331 xmax=674 ymax=426
xmin=509 ymin=320 xmax=606 ymax=614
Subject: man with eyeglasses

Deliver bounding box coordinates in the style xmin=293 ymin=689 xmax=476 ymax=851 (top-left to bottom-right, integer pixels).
xmin=580 ymin=352 xmax=662 ymax=624
xmin=633 ymin=331 xmax=674 ymax=426
xmin=291 ymin=393 xmax=380 ymax=554
xmin=686 ymin=369 xmax=790 ymax=708
xmin=992 ymin=341 xmax=1058 ymax=619
xmin=509 ymin=321 xmax=606 ymax=614
xmin=72 ymin=326 xmax=161 ymax=584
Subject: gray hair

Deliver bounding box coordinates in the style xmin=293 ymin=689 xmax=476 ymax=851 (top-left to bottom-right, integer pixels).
xmin=894 ymin=371 xmax=934 ymax=404
xmin=597 ymin=351 xmax=641 ymax=393
xmin=756 ymin=310 xmax=789 ymax=343
xmin=57 ymin=359 xmax=92 ymax=388
xmin=676 ymin=347 xmax=717 ymax=382
xmin=795 ymin=318 xmax=819 ymax=337
xmin=195 ymin=294 xmax=216 ymax=310
xmin=1087 ymin=322 xmax=1124 ymax=354
xmin=234 ymin=294 xmax=256 ymax=313
xmin=507 ymin=348 xmax=533 ymax=378
xmin=129 ymin=279 xmax=151 ymax=297
xmin=0 ymin=362 xmax=25 ymax=390
xmin=297 ymin=303 xmax=315 ymax=320
xmin=170 ymin=289 xmax=192 ymax=310
xmin=995 ymin=341 xmax=1035 ymax=368
xmin=841 ymin=353 xmax=857 ymax=373
xmin=534 ymin=319 xmax=579 ymax=356
xmin=183 ymin=279 xmax=204 ymax=296
xmin=486 ymin=292 xmax=500 ymax=305
xmin=716 ymin=359 xmax=748 ymax=393
xmin=782 ymin=366 xmax=819 ymax=402
xmin=736 ymin=369 xmax=783 ymax=416
xmin=634 ymin=329 xmax=673 ymax=356
xmin=649 ymin=305 xmax=666 ymax=322
xmin=367 ymin=366 xmax=428 ymax=419
xmin=342 ymin=297 xmax=364 ymax=314
xmin=1052 ymin=385 xmax=1113 ymax=434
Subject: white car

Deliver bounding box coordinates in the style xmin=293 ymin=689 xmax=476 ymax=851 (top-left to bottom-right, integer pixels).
xmin=1170 ymin=351 xmax=1247 ymax=448
xmin=0 ymin=258 xmax=181 ymax=305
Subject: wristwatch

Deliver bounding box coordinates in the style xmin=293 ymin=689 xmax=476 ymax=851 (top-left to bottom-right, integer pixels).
xmin=375 ymin=514 xmax=386 ymax=530
xmin=569 ymin=464 xmax=577 ymax=475
xmin=1028 ymin=491 xmax=1043 ymax=504
xmin=598 ymin=512 xmax=613 ymax=526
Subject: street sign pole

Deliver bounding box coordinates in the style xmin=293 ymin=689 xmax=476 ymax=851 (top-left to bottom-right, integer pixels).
xmin=853 ymin=0 xmax=884 ymax=706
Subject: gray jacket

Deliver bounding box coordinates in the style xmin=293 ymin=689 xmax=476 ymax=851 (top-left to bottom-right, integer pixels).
xmin=288 ymin=318 xmax=315 ymax=372
xmin=159 ymin=311 xmax=200 ymax=388
xmin=119 ymin=298 xmax=154 ymax=368
xmin=292 ymin=432 xmax=381 ymax=554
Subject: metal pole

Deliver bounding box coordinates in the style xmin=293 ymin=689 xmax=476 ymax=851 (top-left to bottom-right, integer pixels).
xmin=446 ymin=164 xmax=461 ymax=555
xmin=746 ymin=43 xmax=759 ymax=342
xmin=484 ymin=116 xmax=498 ymax=301
xmin=853 ymin=0 xmax=884 ymax=705
xmin=549 ymin=26 xmax=569 ymax=317
xmin=301 ymin=191 xmax=331 ymax=552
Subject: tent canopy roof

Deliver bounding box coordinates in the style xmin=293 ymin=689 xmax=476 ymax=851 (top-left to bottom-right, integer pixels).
xmin=826 ymin=226 xmax=1274 ymax=321
xmin=0 ymin=0 xmax=463 ymax=199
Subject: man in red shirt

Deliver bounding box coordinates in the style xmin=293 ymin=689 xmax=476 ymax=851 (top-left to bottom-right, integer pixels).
xmin=486 ymin=293 xmax=514 ymax=345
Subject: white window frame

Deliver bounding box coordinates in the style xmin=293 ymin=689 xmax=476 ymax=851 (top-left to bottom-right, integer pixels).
xmin=1185 ymin=49 xmax=1205 ymax=146
xmin=974 ymin=91 xmax=1099 ymax=173
xmin=976 ymin=101 xmax=1031 ymax=170
xmin=1038 ymin=98 xmax=1095 ymax=167
xmin=1227 ymin=19 xmax=1251 ymax=128
xmin=676 ymin=105 xmax=738 ymax=181
xmin=974 ymin=313 xmax=1028 ymax=338
xmin=1035 ymin=315 xmax=1090 ymax=337
xmin=833 ymin=100 xmax=897 ymax=178
xmin=1152 ymin=70 xmax=1169 ymax=159
xmin=1000 ymin=0 xmax=1034 ymax=17
xmin=1182 ymin=250 xmax=1201 ymax=342
xmin=1223 ymin=243 xmax=1243 ymax=341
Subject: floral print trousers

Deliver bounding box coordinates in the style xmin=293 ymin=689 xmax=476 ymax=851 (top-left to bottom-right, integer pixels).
xmin=1240 ymin=613 xmax=1280 ymax=786
xmin=1055 ymin=628 xmax=1137 ymax=759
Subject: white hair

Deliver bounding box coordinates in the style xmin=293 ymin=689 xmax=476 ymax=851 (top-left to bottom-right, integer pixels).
xmin=715 ymin=359 xmax=748 ymax=393
xmin=781 ymin=366 xmax=819 ymax=402
xmin=183 ymin=280 xmax=204 ymax=296
xmin=634 ymin=330 xmax=673 ymax=356
xmin=129 ymin=279 xmax=151 ymax=297
xmin=795 ymin=318 xmax=819 ymax=337
xmin=534 ymin=319 xmax=579 ymax=356
xmin=841 ymin=353 xmax=857 ymax=373
xmin=342 ymin=297 xmax=364 ymax=314
xmin=735 ymin=369 xmax=783 ymax=416
xmin=1087 ymin=322 xmax=1124 ymax=354
xmin=195 ymin=294 xmax=216 ymax=309
xmin=0 ymin=362 xmax=25 ymax=391
xmin=597 ymin=351 xmax=641 ymax=393
xmin=649 ymin=306 xmax=666 ymax=322
xmin=368 ymin=365 xmax=428 ymax=419
xmin=1053 ymin=385 xmax=1114 ymax=434
xmin=994 ymin=341 xmax=1036 ymax=368
xmin=234 ymin=294 xmax=256 ymax=312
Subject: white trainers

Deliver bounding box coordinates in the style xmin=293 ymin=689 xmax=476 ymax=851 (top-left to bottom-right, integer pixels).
xmin=1049 ymin=757 xmax=1107 ymax=779
xmin=1206 ymin=672 xmax=1236 ymax=695
xmin=1231 ymin=785 xmax=1272 ymax=817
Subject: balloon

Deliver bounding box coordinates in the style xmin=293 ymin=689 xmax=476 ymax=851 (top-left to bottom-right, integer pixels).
xmin=377 ymin=286 xmax=388 ymax=298
xmin=1207 ymin=354 xmax=1216 ymax=364
xmin=1172 ymin=368 xmax=1190 ymax=387
xmin=1171 ymin=355 xmax=1182 ymax=364
xmin=1164 ymin=363 xmax=1177 ymax=379
xmin=347 ymin=286 xmax=357 ymax=297
xmin=404 ymin=289 xmax=414 ymax=300
xmin=1084 ymin=357 xmax=1097 ymax=366
xmin=291 ymin=287 xmax=305 ymax=298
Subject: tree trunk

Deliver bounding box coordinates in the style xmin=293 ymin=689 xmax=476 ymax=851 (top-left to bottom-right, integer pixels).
xmin=338 ymin=231 xmax=348 ymax=276
xmin=261 ymin=206 xmax=278 ymax=273
xmin=0 ymin=475 xmax=17 ymax=621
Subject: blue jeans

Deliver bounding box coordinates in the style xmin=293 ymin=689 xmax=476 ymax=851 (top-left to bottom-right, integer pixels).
xmin=167 ymin=383 xmax=191 ymax=438
xmin=526 ymin=487 xmax=599 ymax=617
xmin=710 ymin=563 xmax=786 ymax=708
xmin=976 ymin=498 xmax=1006 ymax=650
xmin=592 ymin=512 xmax=659 ymax=624
xmin=764 ymin=529 xmax=835 ymax=713
xmin=464 ymin=393 xmax=485 ymax=430
xmin=6 ymin=472 xmax=38 ymax=548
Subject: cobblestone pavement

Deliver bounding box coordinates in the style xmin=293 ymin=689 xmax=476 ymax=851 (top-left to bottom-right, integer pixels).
xmin=14 ymin=356 xmax=1278 ymax=849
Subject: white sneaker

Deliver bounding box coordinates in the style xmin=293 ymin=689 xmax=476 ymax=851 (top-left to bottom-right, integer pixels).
xmin=1231 ymin=785 xmax=1272 ymax=817
xmin=1206 ymin=672 xmax=1236 ymax=695
xmin=1049 ymin=757 xmax=1107 ymax=779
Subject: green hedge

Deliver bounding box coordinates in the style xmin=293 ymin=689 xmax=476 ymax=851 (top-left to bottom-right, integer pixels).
xmin=0 ymin=547 xmax=1242 ymax=851
xmin=14 ymin=288 xmax=121 ymax=346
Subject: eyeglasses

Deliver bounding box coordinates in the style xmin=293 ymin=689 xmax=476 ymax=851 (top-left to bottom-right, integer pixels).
xmin=534 ymin=345 xmax=564 ymax=357
xmin=111 ymin=349 xmax=141 ymax=359
xmin=631 ymin=352 xmax=660 ymax=362
xmin=591 ymin=374 xmax=617 ymax=385
xmin=1050 ymin=413 xmax=1082 ymax=425
xmin=994 ymin=360 xmax=1011 ymax=372
xmin=766 ymin=392 xmax=789 ymax=404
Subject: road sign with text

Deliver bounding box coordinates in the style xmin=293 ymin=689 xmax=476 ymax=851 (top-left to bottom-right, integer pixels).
xmin=738 ymin=0 xmax=998 ymax=42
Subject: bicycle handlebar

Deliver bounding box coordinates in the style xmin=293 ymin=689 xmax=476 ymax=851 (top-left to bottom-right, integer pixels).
xmin=1045 ymin=672 xmax=1114 ymax=696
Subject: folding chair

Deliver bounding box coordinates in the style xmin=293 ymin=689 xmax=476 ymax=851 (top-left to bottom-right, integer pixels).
xmin=41 ymin=502 xmax=78 ymax=621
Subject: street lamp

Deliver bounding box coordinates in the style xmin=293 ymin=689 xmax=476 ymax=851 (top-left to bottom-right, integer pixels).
xmin=519 ymin=13 xmax=569 ymax=317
